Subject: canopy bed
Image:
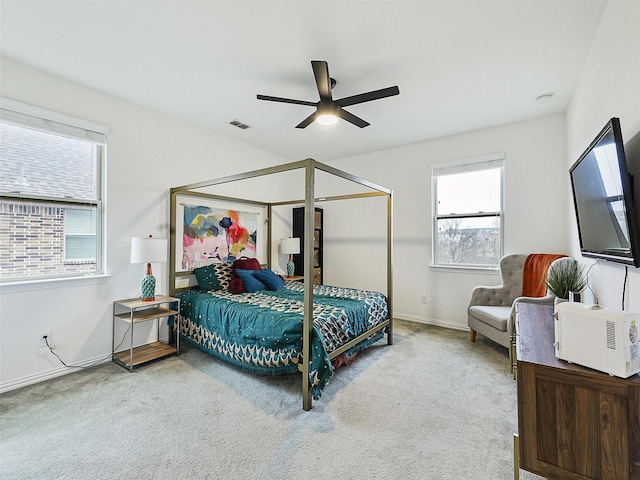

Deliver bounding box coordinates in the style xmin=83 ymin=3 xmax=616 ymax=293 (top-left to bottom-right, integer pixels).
xmin=169 ymin=158 xmax=393 ymax=410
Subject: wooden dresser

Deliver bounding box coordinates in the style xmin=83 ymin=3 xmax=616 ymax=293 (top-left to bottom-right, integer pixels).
xmin=515 ymin=302 xmax=640 ymax=480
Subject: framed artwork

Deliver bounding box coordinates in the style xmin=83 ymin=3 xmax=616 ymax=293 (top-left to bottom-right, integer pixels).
xmin=175 ymin=195 xmax=267 ymax=271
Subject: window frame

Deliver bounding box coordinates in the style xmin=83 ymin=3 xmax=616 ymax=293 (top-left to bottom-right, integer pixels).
xmin=0 ymin=98 xmax=108 ymax=283
xmin=431 ymin=153 xmax=505 ymax=270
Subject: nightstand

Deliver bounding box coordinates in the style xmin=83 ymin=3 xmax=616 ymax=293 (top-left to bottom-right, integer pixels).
xmin=112 ymin=295 xmax=180 ymax=371
xmin=285 ymin=275 xmax=305 ymax=281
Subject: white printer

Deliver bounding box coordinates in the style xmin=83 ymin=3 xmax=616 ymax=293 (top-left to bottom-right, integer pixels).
xmin=554 ymin=302 xmax=640 ymax=378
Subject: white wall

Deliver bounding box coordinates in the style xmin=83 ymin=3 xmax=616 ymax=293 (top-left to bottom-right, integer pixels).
xmin=0 ymin=57 xmax=289 ymax=392
xmin=328 ymin=114 xmax=568 ymax=328
xmin=565 ymin=0 xmax=640 ymax=312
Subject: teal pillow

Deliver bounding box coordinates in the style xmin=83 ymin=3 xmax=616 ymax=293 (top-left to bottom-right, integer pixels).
xmin=235 ymin=269 xmax=266 ymax=293
xmin=193 ymin=263 xmax=222 ymax=291
xmin=254 ymin=268 xmax=286 ymax=291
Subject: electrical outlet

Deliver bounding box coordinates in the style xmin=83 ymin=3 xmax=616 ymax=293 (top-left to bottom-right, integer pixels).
xmin=38 ymin=331 xmax=52 ymax=349
xmin=421 ymin=295 xmax=428 ymax=304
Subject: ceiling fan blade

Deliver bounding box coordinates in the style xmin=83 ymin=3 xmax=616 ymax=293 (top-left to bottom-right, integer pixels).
xmin=335 ymin=86 xmax=400 ymax=107
xmin=257 ymin=94 xmax=317 ymax=107
xmin=337 ymin=108 xmax=370 ymax=128
xmin=295 ymin=111 xmax=318 ymax=129
xmin=311 ymin=60 xmax=333 ymax=102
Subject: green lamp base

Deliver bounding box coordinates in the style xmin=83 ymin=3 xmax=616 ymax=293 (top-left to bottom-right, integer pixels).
xmin=141 ymin=273 xmax=156 ymax=302
xmin=286 ymin=260 xmax=295 ymax=277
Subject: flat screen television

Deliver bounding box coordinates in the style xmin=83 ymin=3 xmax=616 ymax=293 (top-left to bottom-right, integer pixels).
xmin=569 ymin=117 xmax=640 ymax=267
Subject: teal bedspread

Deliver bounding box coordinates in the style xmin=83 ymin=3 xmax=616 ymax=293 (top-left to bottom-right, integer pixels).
xmin=177 ymin=281 xmax=389 ymax=400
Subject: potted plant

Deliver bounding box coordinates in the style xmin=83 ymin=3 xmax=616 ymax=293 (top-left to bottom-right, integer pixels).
xmin=545 ymin=259 xmax=588 ymax=301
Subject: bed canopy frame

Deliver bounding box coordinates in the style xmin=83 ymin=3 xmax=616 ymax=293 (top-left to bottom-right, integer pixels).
xmin=169 ymin=158 xmax=393 ymax=410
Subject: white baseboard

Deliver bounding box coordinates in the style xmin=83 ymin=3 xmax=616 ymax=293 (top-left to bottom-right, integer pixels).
xmin=0 ymin=354 xmax=112 ymax=394
xmin=393 ymin=312 xmax=470 ymax=331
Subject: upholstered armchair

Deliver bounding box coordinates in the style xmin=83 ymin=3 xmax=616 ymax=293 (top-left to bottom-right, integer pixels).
xmin=468 ymin=254 xmax=574 ymax=371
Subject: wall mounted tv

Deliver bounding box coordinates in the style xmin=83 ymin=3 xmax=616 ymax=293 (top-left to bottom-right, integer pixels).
xmin=570 ymin=117 xmax=640 ymax=267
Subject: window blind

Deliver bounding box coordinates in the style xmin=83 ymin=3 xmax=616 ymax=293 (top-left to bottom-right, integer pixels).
xmin=432 ymin=153 xmax=504 ymax=177
xmin=0 ymin=98 xmax=108 ymax=145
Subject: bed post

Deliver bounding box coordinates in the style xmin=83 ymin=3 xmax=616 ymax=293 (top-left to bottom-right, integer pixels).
xmin=266 ymin=204 xmax=272 ymax=269
xmin=168 ymin=190 xmax=178 ymax=344
xmin=387 ymin=190 xmax=394 ymax=345
xmin=302 ymin=159 xmax=315 ymax=411
xmin=169 ymin=189 xmax=177 ymax=298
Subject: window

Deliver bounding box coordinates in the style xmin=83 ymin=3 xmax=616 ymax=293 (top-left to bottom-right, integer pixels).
xmin=0 ymin=99 xmax=108 ymax=281
xmin=64 ymin=208 xmax=97 ymax=260
xmin=432 ymin=154 xmax=504 ymax=268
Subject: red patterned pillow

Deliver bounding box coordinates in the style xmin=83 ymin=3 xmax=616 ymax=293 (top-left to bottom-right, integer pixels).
xmin=231 ymin=257 xmax=261 ymax=278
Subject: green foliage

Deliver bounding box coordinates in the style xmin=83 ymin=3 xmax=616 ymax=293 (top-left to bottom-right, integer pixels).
xmin=545 ymin=260 xmax=587 ymax=299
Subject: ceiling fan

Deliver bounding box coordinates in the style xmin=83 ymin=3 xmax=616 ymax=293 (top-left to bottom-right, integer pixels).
xmin=257 ymin=60 xmax=400 ymax=129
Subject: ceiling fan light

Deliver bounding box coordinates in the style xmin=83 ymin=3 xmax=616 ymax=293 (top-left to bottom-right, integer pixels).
xmin=316 ymin=114 xmax=338 ymax=126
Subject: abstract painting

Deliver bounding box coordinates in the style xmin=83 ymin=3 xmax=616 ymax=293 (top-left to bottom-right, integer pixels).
xmin=182 ymin=204 xmax=257 ymax=270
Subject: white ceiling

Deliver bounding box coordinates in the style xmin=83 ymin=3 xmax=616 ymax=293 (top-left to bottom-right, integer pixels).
xmin=0 ymin=0 xmax=607 ymax=162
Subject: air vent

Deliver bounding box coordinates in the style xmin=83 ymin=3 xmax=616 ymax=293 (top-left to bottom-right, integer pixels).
xmin=606 ymin=321 xmax=616 ymax=350
xmin=230 ymin=120 xmax=250 ymax=130
xmin=630 ymin=324 xmax=638 ymax=344
xmin=630 ymin=345 xmax=640 ymax=373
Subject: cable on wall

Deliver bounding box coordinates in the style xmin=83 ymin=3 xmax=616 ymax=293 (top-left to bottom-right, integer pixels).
xmin=622 ymin=265 xmax=629 ymax=311
xmin=584 ymin=261 xmax=598 ymax=304
xmin=43 ymin=331 xmax=122 ymax=370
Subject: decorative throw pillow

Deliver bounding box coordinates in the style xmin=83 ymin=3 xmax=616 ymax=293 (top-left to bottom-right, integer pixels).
xmin=229 ymin=277 xmax=246 ymax=294
xmin=193 ymin=264 xmax=223 ymax=292
xmin=254 ymin=268 xmax=286 ymax=291
xmin=212 ymin=262 xmax=233 ymax=290
xmin=235 ymin=269 xmax=266 ymax=293
xmin=231 ymin=257 xmax=262 ymax=278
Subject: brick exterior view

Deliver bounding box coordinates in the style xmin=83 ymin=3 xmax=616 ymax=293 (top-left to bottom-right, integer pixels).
xmin=0 ymin=201 xmax=95 ymax=279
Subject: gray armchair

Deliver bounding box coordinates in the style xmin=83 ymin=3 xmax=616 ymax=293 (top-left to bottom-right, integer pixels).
xmin=468 ymin=254 xmax=574 ymax=370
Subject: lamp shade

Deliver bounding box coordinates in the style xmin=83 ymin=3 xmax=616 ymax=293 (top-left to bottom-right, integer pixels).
xmin=130 ymin=236 xmax=168 ymax=264
xmin=280 ymin=237 xmax=300 ymax=255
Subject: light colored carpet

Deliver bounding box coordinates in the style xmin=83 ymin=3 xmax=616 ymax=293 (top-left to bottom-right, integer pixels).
xmin=0 ymin=320 xmax=543 ymax=479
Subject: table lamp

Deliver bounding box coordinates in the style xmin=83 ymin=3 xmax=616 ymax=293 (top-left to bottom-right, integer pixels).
xmin=280 ymin=237 xmax=300 ymax=278
xmin=131 ymin=235 xmax=168 ymax=301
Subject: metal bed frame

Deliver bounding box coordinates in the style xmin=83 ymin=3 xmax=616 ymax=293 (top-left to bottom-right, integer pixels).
xmin=169 ymin=158 xmax=393 ymax=410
